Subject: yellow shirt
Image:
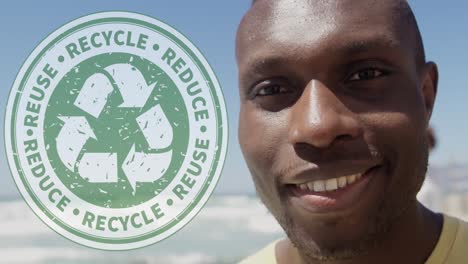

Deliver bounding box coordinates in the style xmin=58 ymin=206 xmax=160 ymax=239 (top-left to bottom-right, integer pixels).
xmin=239 ymin=215 xmax=468 ymax=264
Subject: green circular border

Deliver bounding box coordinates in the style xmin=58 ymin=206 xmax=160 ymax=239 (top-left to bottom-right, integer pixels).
xmin=7 ymin=13 xmax=227 ymax=245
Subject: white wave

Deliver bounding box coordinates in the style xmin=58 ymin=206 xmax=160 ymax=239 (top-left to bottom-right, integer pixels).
xmin=158 ymin=252 xmax=217 ymax=264
xmin=0 ymin=248 xmax=221 ymax=264
xmin=246 ymin=214 xmax=283 ymax=234
xmin=0 ymin=195 xmax=284 ymax=239
xmin=0 ymin=201 xmax=51 ymax=236
xmin=0 ymin=247 xmax=95 ymax=263
xmin=198 ymin=196 xmax=283 ymax=235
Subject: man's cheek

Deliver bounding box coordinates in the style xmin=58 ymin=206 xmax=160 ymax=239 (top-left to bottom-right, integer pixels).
xmin=240 ymin=112 xmax=279 ymax=164
xmin=241 ymin=133 xmax=277 ymax=175
xmin=239 ymin=118 xmax=286 ymax=194
xmin=366 ymin=112 xmax=425 ymax=185
xmin=240 ymin=135 xmax=283 ymax=208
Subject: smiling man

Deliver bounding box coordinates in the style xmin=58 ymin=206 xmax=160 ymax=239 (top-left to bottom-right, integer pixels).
xmin=236 ymin=0 xmax=468 ymax=263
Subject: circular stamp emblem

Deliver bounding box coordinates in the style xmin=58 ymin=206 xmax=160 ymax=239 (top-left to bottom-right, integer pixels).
xmin=4 ymin=12 xmax=228 ymax=250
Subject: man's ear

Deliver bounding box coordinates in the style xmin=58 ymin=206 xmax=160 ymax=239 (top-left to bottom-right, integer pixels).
xmin=421 ymin=62 xmax=438 ymax=123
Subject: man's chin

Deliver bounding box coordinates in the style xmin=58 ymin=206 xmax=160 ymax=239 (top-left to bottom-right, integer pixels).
xmin=276 ymin=189 xmax=419 ymax=262
xmin=276 ymin=215 xmax=380 ymax=262
xmin=283 ymin=220 xmax=381 ymax=261
xmin=275 ymin=197 xmax=400 ymax=262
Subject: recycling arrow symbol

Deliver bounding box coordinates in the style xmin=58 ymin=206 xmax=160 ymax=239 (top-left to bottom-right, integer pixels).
xmin=56 ymin=63 xmax=173 ymax=193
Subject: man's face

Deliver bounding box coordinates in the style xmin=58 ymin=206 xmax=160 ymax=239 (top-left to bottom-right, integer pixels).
xmin=236 ymin=0 xmax=437 ymax=260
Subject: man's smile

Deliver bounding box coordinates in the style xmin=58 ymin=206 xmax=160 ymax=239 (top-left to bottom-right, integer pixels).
xmin=285 ymin=165 xmax=384 ymax=214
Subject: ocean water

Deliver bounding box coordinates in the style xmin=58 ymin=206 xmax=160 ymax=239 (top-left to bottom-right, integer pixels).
xmin=0 ymin=195 xmax=284 ymax=264
xmin=3 ymin=177 xmax=464 ymax=264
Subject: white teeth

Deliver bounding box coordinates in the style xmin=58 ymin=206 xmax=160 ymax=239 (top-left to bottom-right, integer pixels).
xmin=325 ymin=178 xmax=338 ymax=191
xmin=347 ymin=174 xmax=357 ymax=184
xmin=297 ymin=173 xmax=364 ymax=193
xmin=338 ymin=176 xmax=347 ymax=188
xmin=313 ymin=180 xmax=325 ymax=192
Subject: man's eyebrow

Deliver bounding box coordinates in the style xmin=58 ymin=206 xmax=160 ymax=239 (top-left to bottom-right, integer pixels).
xmin=336 ymin=36 xmax=401 ymax=56
xmin=245 ymin=56 xmax=285 ymax=72
xmin=241 ymin=36 xmax=402 ymax=81
xmin=240 ymin=56 xmax=288 ymax=82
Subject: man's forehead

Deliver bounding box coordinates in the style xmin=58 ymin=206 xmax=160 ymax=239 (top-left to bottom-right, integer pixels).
xmin=237 ymin=0 xmax=411 ymax=63
xmin=250 ymin=0 xmax=406 ymax=15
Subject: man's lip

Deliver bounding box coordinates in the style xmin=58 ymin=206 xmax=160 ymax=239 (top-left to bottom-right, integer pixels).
xmin=286 ymin=165 xmax=383 ymax=214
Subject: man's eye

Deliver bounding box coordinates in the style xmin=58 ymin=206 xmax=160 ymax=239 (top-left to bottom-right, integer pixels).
xmin=348 ymin=68 xmax=386 ymax=81
xmin=256 ymin=84 xmax=290 ymax=96
xmin=248 ymin=79 xmax=297 ymax=112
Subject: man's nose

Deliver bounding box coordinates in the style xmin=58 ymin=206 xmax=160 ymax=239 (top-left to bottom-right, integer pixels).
xmin=288 ymin=80 xmax=362 ymax=148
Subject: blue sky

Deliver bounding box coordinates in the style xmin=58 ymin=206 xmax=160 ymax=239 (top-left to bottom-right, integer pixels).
xmin=0 ymin=0 xmax=467 ymax=196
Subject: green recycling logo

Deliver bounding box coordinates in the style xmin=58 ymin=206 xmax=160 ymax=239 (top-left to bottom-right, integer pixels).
xmin=5 ymin=12 xmax=228 ymax=250
xmin=47 ymin=55 xmax=189 ymax=208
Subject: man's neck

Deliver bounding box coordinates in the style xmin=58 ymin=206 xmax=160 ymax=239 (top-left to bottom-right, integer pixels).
xmin=277 ymin=202 xmax=443 ymax=264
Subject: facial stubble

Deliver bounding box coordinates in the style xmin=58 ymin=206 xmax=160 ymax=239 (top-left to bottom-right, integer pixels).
xmin=252 ymin=136 xmax=429 ymax=262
